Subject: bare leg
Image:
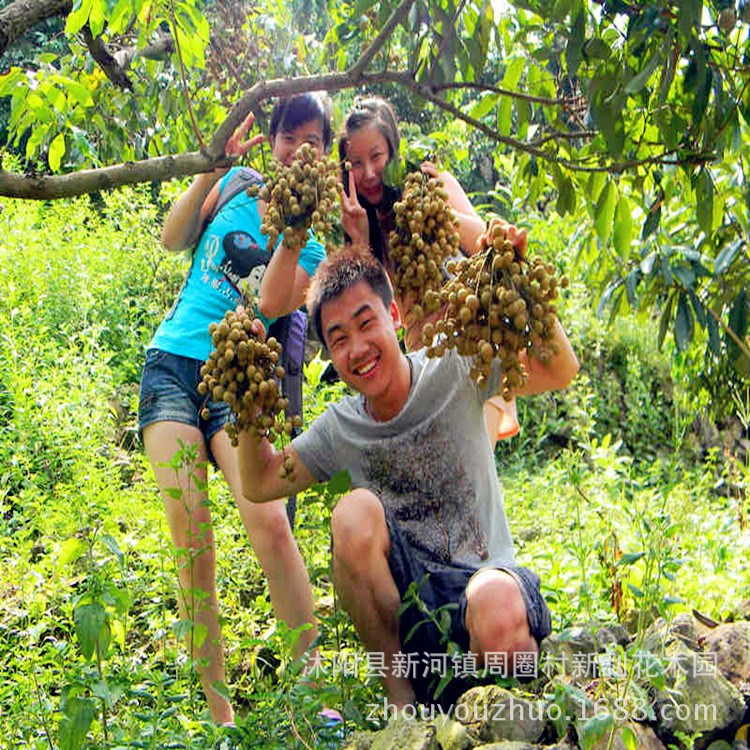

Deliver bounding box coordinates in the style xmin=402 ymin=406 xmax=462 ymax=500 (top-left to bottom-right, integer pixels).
xmin=143 ymin=421 xmax=232 ymax=724
xmin=331 ymin=490 xmax=415 ymax=708
xmin=465 ymin=569 xmax=537 ymax=674
xmin=212 ymin=430 xmax=317 ymax=661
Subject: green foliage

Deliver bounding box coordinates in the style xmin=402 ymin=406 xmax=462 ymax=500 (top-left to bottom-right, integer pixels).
xmin=1 ymin=171 xmax=748 ymax=748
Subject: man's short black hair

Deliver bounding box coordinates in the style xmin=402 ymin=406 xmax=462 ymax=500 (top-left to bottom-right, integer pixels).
xmin=269 ymin=93 xmax=333 ymax=152
xmin=307 ymin=249 xmax=394 ymax=347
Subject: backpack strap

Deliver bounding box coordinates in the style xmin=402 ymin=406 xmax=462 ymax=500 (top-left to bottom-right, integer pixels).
xmin=208 ymin=167 xmax=263 ymax=224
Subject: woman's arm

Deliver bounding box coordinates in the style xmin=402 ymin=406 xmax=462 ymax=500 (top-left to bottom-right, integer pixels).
xmin=256 ymin=238 xmax=316 ymax=320
xmin=161 ymin=112 xmax=263 ymax=252
xmin=421 ymin=161 xmax=486 ymax=256
xmin=513 ymin=318 xmax=580 ymax=397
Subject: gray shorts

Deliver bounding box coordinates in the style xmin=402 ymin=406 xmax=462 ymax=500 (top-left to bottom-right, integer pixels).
xmin=385 ymin=510 xmax=551 ymax=708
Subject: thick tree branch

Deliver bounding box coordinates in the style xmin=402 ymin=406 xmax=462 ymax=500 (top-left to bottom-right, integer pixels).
xmin=113 ymin=32 xmax=173 ymax=70
xmin=0 ymin=0 xmax=71 ymax=56
xmin=81 ymin=24 xmax=133 ymax=90
xmin=0 ymin=152 xmax=225 ymax=199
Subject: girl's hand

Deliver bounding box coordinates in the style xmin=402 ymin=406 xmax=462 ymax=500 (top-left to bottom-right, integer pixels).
xmin=485 ymin=217 xmax=528 ymax=258
xmin=340 ymin=169 xmax=370 ymax=248
xmin=225 ymin=112 xmax=264 ymax=162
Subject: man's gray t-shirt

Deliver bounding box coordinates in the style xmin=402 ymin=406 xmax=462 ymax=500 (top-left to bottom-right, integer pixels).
xmin=293 ymin=348 xmax=515 ymax=568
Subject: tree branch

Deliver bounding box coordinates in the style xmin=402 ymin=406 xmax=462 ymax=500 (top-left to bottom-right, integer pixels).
xmin=113 ymin=32 xmax=173 ymax=70
xmin=0 ymin=152 xmax=224 ymax=199
xmin=348 ymin=0 xmax=415 ymax=80
xmin=81 ymin=24 xmax=133 ymax=90
xmin=0 ymin=0 xmax=71 ymax=56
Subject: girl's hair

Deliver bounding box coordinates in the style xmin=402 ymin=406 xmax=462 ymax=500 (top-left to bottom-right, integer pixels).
xmin=307 ymin=248 xmax=393 ymax=346
xmin=339 ymin=97 xmax=402 ymax=265
xmin=270 ymin=93 xmax=334 ymax=152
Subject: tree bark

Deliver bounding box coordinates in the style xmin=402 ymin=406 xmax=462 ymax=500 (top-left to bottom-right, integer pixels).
xmin=0 ymin=0 xmax=72 ymax=55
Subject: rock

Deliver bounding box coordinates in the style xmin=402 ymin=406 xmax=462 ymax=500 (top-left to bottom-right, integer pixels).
xmin=454 ymin=685 xmax=546 ymax=745
xmin=368 ymin=716 xmax=437 ymax=750
xmin=701 ymin=621 xmax=750 ymax=691
xmin=343 ymin=732 xmax=375 ymax=749
xmin=651 ymin=640 xmax=746 ymax=744
xmin=541 ymin=627 xmax=598 ymax=682
xmin=641 ymin=614 xmax=714 ymax=654
xmin=589 ymin=722 xmax=665 ymax=750
xmin=434 ymin=715 xmax=473 ymax=750
xmin=472 ymin=742 xmax=540 ymax=749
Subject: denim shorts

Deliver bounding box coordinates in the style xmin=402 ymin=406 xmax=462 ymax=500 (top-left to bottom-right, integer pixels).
xmin=385 ymin=510 xmax=551 ymax=708
xmin=138 ymin=348 xmax=233 ymax=454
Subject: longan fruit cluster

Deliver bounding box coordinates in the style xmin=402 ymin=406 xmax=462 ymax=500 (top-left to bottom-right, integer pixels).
xmin=388 ymin=171 xmax=461 ymax=326
xmin=253 ymin=143 xmax=341 ymax=252
xmin=423 ymin=223 xmax=569 ymax=399
xmin=198 ymin=307 xmax=301 ymax=479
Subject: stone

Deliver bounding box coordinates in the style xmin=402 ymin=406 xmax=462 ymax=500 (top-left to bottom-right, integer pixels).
xmin=701 ymin=621 xmax=750 ymax=692
xmin=589 ymin=722 xmax=665 ymax=750
xmin=454 ymin=685 xmax=546 ymax=745
xmin=651 ymin=640 xmax=746 ymax=744
xmin=369 ymin=716 xmax=437 ymax=750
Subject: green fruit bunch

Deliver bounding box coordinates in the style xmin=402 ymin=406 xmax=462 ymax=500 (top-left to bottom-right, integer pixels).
xmin=198 ymin=307 xmax=301 ymax=478
xmin=251 ymin=142 xmax=341 ymax=252
xmin=423 ymin=223 xmax=568 ymax=400
xmin=388 ymin=171 xmax=461 ymax=326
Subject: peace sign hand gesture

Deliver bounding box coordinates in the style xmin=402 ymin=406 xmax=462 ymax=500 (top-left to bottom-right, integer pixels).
xmin=224 ymin=112 xmax=264 ymax=163
xmin=340 ymin=169 xmax=370 ymax=249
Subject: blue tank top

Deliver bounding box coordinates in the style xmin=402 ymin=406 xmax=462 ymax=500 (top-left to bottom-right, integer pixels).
xmin=149 ymin=169 xmax=326 ymax=361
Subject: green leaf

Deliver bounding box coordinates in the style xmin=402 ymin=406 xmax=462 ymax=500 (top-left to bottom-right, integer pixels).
xmin=727 ymin=289 xmax=748 ymax=358
xmin=620 ymin=726 xmax=639 ymax=750
xmin=617 ymin=551 xmax=645 ymax=565
xmin=74 ymin=602 xmax=107 ymax=660
xmin=641 ymin=200 xmax=662 ymax=241
xmin=675 ymin=292 xmax=695 ymax=351
xmin=556 ymin=175 xmax=576 ymax=215
xmin=328 ymin=470 xmax=351 ymax=495
xmin=695 ymin=168 xmax=714 ymax=234
xmin=594 ymin=179 xmax=617 ymax=243
xmin=59 ymin=696 xmax=95 ymax=750
xmin=65 ymin=0 xmax=92 ymax=36
xmin=657 ymin=295 xmax=674 ymax=351
xmin=469 ymin=92 xmax=499 ymax=120
xmin=59 ymin=537 xmax=86 ymax=567
xmin=707 ymin=314 xmax=721 ymax=356
xmin=714 ymin=239 xmax=743 ymax=276
xmin=48 ymin=132 xmax=65 ymax=172
xmin=625 ymin=268 xmax=639 ymax=306
xmin=578 ymin=714 xmax=614 ymax=750
xmin=625 ymin=49 xmax=662 ymax=94
xmin=101 ymin=533 xmax=124 ymax=567
xmin=627 ymin=582 xmax=644 ymax=597
xmin=566 ymin=10 xmax=585 ymax=76
xmin=613 ymin=194 xmax=633 ymax=256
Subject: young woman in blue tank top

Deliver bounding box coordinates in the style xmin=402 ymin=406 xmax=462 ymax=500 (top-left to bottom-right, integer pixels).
xmin=138 ymin=93 xmax=331 ymax=725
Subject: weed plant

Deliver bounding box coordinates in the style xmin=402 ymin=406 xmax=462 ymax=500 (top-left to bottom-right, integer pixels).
xmin=0 ymin=189 xmax=747 ymax=748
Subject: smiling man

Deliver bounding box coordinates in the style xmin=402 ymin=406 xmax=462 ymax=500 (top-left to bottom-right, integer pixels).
xmin=239 ymin=245 xmax=580 ymax=709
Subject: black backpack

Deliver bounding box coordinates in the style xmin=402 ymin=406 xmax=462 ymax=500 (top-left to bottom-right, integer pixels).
xmin=209 ymin=167 xmax=307 ymax=526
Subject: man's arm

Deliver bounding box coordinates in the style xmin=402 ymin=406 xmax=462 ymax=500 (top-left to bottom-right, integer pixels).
xmin=238 ymin=432 xmax=317 ymax=503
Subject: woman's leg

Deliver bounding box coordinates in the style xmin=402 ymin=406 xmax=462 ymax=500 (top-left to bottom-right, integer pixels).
xmin=212 ymin=430 xmax=318 ymax=661
xmin=143 ymin=420 xmax=233 ymax=724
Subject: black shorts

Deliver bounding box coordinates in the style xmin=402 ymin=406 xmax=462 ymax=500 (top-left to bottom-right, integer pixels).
xmin=385 ymin=511 xmax=551 ymax=708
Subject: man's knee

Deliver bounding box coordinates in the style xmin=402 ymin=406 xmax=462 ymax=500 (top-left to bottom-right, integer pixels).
xmin=465 ymin=570 xmax=535 ymax=656
xmin=331 ymin=489 xmax=388 ymax=568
